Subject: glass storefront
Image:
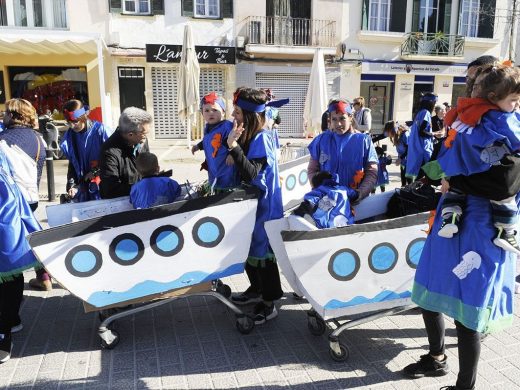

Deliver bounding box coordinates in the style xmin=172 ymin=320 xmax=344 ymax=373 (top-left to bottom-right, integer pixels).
xmin=8 ymin=66 xmax=89 ymax=117
xmin=360 ymin=76 xmax=394 ymax=135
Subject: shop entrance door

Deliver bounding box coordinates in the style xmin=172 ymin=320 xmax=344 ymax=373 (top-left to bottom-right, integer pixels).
xmin=118 ymin=67 xmax=146 ymax=112
xmin=412 ymin=83 xmax=434 ymax=118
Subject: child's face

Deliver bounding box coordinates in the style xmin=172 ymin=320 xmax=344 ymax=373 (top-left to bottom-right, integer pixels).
xmin=494 ymin=93 xmax=520 ymax=113
xmin=202 ymin=104 xmax=223 ymax=124
xmin=328 ymin=111 xmax=352 ymax=135
xmin=232 ymin=105 xmax=244 ymax=126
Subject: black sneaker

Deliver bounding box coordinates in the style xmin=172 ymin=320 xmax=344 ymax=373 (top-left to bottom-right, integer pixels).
xmin=252 ymin=302 xmax=278 ymax=325
xmin=0 ymin=334 xmax=12 ymax=364
xmin=493 ymin=228 xmax=520 ymax=255
xmin=230 ymin=287 xmax=262 ymax=306
xmin=438 ymin=213 xmax=461 ymax=238
xmin=402 ymin=353 xmax=449 ymax=378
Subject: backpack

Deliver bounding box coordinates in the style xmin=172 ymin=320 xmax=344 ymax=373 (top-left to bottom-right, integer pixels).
xmin=386 ymin=181 xmax=441 ymax=218
xmin=0 ymin=139 xmax=39 ymax=203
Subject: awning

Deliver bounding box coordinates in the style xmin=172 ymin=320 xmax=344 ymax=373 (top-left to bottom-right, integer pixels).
xmin=0 ymin=30 xmax=104 ymax=55
xmin=0 ymin=30 xmax=110 ymax=125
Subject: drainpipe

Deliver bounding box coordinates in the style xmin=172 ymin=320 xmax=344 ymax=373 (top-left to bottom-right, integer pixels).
xmin=509 ymin=0 xmax=518 ymax=62
xmin=96 ymin=37 xmax=109 ymax=126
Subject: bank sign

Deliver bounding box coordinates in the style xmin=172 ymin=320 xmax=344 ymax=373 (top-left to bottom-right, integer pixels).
xmin=362 ymin=61 xmax=466 ymax=76
xmin=146 ymin=44 xmax=236 ymax=64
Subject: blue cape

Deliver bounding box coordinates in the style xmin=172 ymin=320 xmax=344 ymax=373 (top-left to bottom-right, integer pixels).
xmin=60 ymin=121 xmax=109 ymax=202
xmin=130 ymin=176 xmax=181 ymax=209
xmin=406 ymin=109 xmax=433 ymax=179
xmin=202 ymin=120 xmax=238 ymax=189
xmin=0 ymin=153 xmax=41 ymax=281
xmin=412 ymin=193 xmax=518 ymax=333
xmin=308 ymin=131 xmax=378 ymax=188
xmin=396 ymin=130 xmax=410 ymax=167
xmin=304 ymin=175 xmax=355 ymax=228
xmin=376 ymin=155 xmax=391 ymax=187
xmin=247 ymin=130 xmax=283 ymax=259
xmin=431 ymin=110 xmax=520 ymax=178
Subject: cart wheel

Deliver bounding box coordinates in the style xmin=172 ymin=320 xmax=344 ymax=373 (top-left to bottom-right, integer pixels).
xmin=100 ymin=329 xmax=120 ymax=350
xmin=329 ymin=342 xmax=349 ymax=362
xmin=216 ymin=283 xmax=232 ymax=298
xmin=236 ymin=316 xmax=254 ymax=334
xmin=308 ymin=315 xmax=326 ymax=336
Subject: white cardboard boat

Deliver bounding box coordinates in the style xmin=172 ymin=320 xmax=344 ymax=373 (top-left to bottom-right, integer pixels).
xmin=29 ymin=189 xmax=258 ymax=309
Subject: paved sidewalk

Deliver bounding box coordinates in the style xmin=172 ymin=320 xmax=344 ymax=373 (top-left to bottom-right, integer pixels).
xmin=2 ymin=139 xmax=519 ymax=390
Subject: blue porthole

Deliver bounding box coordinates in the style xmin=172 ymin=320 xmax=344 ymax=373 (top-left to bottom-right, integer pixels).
xmin=192 ymin=217 xmax=225 ymax=248
xmin=65 ymin=245 xmax=102 ymax=277
xmin=368 ymin=243 xmax=398 ymax=274
xmin=298 ymin=169 xmax=308 ymax=185
xmin=286 ymin=174 xmax=297 ymax=191
xmin=328 ymin=249 xmax=360 ymax=281
xmin=406 ymin=238 xmax=426 ymax=269
xmin=150 ymin=225 xmax=184 ymax=257
xmin=109 ymin=233 xmax=144 ymax=266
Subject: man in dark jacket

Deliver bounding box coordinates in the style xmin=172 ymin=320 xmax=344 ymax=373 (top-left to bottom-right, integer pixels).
xmin=99 ymin=107 xmax=151 ymax=199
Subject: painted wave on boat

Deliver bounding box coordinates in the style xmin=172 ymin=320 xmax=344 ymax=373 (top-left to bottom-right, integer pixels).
xmin=324 ymin=290 xmax=412 ymax=309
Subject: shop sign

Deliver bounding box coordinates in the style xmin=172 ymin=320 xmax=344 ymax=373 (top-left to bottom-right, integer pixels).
xmin=146 ymin=44 xmax=236 ymax=64
xmin=362 ymin=61 xmax=466 ymax=76
xmin=400 ymin=81 xmax=413 ymax=91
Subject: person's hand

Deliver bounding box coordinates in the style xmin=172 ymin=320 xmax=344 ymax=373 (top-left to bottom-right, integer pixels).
xmin=67 ymin=186 xmax=78 ymax=198
xmin=227 ymin=120 xmax=244 ymax=149
xmin=225 ymin=155 xmax=234 ymax=166
xmin=191 ymin=144 xmax=199 ymax=155
xmin=441 ymin=178 xmax=450 ymax=194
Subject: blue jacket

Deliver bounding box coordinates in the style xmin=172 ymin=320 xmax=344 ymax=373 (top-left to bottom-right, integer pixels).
xmin=130 ymin=176 xmax=181 ymax=209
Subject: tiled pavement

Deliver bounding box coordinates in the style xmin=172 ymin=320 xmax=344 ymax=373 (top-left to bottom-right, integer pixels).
xmin=3 ymin=140 xmax=520 ymax=389
xmin=2 ymin=273 xmax=520 ymax=389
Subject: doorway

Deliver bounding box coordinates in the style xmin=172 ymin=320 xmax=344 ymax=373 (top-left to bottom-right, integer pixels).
xmin=118 ymin=67 xmax=146 ymax=112
xmin=412 ymin=79 xmax=434 ymax=118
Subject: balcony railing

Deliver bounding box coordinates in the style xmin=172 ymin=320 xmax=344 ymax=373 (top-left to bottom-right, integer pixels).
xmin=245 ymin=16 xmax=336 ymax=48
xmin=401 ymin=32 xmax=465 ymax=57
xmin=0 ymin=0 xmax=68 ymax=29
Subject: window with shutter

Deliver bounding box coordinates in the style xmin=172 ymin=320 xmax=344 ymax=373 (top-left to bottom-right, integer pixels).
xmin=221 ymin=0 xmax=233 ymax=18
xmin=151 ymin=0 xmax=164 ymax=14
xmin=122 ymin=0 xmax=151 ymax=15
xmin=109 ymin=0 xmax=122 ymax=13
xmin=182 ymin=0 xmax=194 ymax=16
xmin=194 ymin=0 xmax=220 ymax=18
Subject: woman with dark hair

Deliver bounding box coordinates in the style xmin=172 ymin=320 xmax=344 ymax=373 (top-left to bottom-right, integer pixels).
xmin=60 ymin=99 xmax=110 ymax=202
xmin=405 ymin=92 xmax=438 ymax=180
xmin=228 ymin=87 xmax=284 ymax=325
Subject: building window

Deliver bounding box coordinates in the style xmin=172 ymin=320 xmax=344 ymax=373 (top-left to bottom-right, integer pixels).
xmin=412 ymin=0 xmax=451 ymax=34
xmin=195 ymin=0 xmax=220 ymax=18
xmin=459 ymin=0 xmax=479 ymax=36
xmin=369 ymin=0 xmax=391 ymax=31
xmin=8 ymin=0 xmax=67 ymax=28
xmin=123 ymin=0 xmax=150 ymax=14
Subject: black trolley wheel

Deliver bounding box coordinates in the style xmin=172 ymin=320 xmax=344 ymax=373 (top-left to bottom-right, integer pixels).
xmin=329 ymin=342 xmax=349 ymax=362
xmin=235 ymin=316 xmax=255 ymax=334
xmin=100 ymin=329 xmax=120 ymax=350
xmin=216 ymin=283 xmax=232 ymax=298
xmin=307 ymin=314 xmax=326 ymax=336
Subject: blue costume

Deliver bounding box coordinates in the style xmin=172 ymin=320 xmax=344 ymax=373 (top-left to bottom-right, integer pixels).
xmin=396 ymin=130 xmax=410 ymax=169
xmin=248 ymin=130 xmax=283 ymax=260
xmin=412 ymin=194 xmax=518 ymax=333
xmin=308 ymin=131 xmax=378 ymax=189
xmin=375 ymin=154 xmax=392 ymax=188
xmin=130 ymin=176 xmax=181 ymax=209
xmin=406 ymin=109 xmax=434 ymax=179
xmin=201 ymin=120 xmax=238 ymax=190
xmin=60 ymin=120 xmax=109 ymax=202
xmin=0 ymin=152 xmax=40 ymax=282
xmin=303 ymin=174 xmax=355 ymax=228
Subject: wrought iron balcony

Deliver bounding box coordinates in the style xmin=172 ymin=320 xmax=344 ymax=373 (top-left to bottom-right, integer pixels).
xmin=400 ymin=32 xmax=465 ymax=57
xmin=245 ymin=16 xmax=336 ymax=48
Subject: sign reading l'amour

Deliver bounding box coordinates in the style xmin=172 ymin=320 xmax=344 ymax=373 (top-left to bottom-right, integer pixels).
xmin=146 ymin=44 xmax=236 ymax=64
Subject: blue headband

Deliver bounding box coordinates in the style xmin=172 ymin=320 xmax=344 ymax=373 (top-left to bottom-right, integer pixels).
xmin=235 ymin=98 xmax=290 ymax=113
xmin=64 ymin=106 xmax=87 ymax=121
xmin=327 ymin=101 xmax=353 ymax=115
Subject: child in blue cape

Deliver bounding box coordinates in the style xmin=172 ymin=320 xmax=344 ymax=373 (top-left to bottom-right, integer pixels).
xmin=60 ymin=99 xmax=110 ymax=202
xmin=423 ymin=65 xmax=520 ymax=255
xmin=405 ymin=93 xmax=438 ymax=180
xmin=307 ymin=99 xmax=378 ymax=201
xmin=293 ymin=171 xmax=356 ymax=228
xmin=385 ymin=121 xmax=412 ymax=186
xmin=130 ymin=152 xmax=181 ymax=209
xmin=372 ymin=146 xmax=392 ymax=193
xmin=191 ymin=92 xmax=238 ymax=192
xmin=0 ymin=150 xmax=41 ymax=363
xmin=227 ymin=87 xmax=284 ymax=325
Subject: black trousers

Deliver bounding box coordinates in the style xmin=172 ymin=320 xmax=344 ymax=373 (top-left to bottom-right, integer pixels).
xmin=0 ymin=274 xmax=24 ymax=335
xmin=245 ymin=260 xmax=283 ymax=302
xmin=422 ymin=309 xmax=480 ymax=390
xmin=400 ymin=166 xmax=413 ymax=187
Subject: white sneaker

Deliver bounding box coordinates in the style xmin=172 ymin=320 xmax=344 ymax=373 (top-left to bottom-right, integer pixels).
xmin=438 ymin=213 xmax=461 ymax=239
